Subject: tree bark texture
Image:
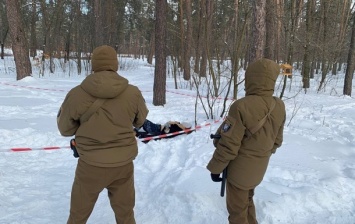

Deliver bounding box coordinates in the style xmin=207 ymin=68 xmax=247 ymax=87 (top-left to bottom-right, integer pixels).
xmin=343 ymin=13 xmax=355 ymax=96
xmin=94 ymin=0 xmax=104 ymax=47
xmin=302 ymin=0 xmax=313 ymax=89
xmin=265 ymin=0 xmax=275 ymax=60
xmin=6 ymin=0 xmax=32 ymax=80
xmin=249 ymin=0 xmax=266 ymax=63
xmin=183 ymin=0 xmax=192 ymax=81
xmin=153 ymin=0 xmax=167 ymax=106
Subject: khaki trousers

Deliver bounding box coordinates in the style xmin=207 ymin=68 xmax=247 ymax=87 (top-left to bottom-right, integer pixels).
xmin=67 ymin=159 xmax=135 ymax=224
xmin=226 ymin=181 xmax=258 ymax=224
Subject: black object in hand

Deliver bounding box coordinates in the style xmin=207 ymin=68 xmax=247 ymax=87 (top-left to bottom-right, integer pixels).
xmin=211 ymin=173 xmax=223 ymax=182
xmin=70 ymin=139 xmax=79 ymax=158
xmin=210 ymin=134 xmax=221 ymax=139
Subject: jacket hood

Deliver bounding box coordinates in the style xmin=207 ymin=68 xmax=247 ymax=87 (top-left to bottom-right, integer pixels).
xmin=81 ymin=71 xmax=128 ymax=98
xmin=92 ymin=45 xmax=118 ymax=72
xmin=245 ymin=58 xmax=280 ymax=96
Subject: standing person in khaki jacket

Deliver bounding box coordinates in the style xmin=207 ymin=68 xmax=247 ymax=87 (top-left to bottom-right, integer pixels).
xmin=207 ymin=58 xmax=286 ymax=224
xmin=57 ymin=45 xmax=148 ymax=224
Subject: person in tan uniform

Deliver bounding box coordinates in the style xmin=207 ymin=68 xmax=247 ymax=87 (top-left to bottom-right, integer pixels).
xmin=57 ymin=45 xmax=148 ymax=224
xmin=207 ymin=58 xmax=286 ymax=224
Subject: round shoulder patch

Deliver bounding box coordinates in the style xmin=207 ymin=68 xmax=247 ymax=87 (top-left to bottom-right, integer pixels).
xmin=222 ymin=123 xmax=230 ymax=132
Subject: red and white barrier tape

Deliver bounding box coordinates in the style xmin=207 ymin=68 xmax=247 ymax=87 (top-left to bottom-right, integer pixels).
xmin=137 ymin=119 xmax=221 ymax=142
xmin=166 ymin=89 xmax=235 ymax=101
xmin=0 ymin=82 xmax=226 ymax=152
xmin=5 ymin=146 xmax=71 ymax=153
xmin=138 ymin=129 xmax=194 ymax=142
xmin=2 ymin=120 xmax=223 ymax=153
xmin=0 ymin=82 xmax=67 ymax=92
xmin=0 ymin=82 xmax=235 ymax=100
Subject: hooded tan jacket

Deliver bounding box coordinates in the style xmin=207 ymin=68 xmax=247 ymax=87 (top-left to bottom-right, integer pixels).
xmin=207 ymin=58 xmax=286 ymax=190
xmin=57 ymin=45 xmax=149 ymax=167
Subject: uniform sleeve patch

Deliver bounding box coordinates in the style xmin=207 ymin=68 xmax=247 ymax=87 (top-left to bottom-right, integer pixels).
xmin=222 ymin=123 xmax=231 ymax=132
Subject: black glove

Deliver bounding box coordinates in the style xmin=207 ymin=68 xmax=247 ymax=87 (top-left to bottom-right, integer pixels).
xmin=210 ymin=173 xmax=223 ymax=182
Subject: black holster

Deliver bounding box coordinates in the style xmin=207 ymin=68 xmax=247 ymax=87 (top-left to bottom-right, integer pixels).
xmin=70 ymin=139 xmax=79 ymax=158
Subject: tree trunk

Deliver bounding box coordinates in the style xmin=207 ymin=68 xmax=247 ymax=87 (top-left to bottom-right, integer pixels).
xmin=147 ymin=30 xmax=155 ymax=64
xmin=29 ymin=0 xmax=37 ymax=58
xmin=153 ymin=0 xmax=167 ymax=106
xmin=194 ymin=0 xmax=204 ymax=74
xmin=232 ymin=0 xmax=240 ymax=99
xmin=275 ymin=0 xmax=282 ymax=61
xmin=199 ymin=0 xmax=213 ymax=79
xmin=115 ymin=0 xmax=127 ymax=53
xmin=343 ymin=13 xmax=355 ymax=96
xmin=6 ymin=0 xmax=32 ymax=80
xmin=331 ymin=0 xmax=351 ymax=76
xmin=265 ymin=0 xmax=275 ymax=60
xmin=179 ymin=0 xmax=185 ymax=72
xmin=199 ymin=0 xmax=208 ymax=77
xmin=183 ymin=0 xmax=192 ymax=81
xmin=94 ymin=0 xmax=104 ymax=47
xmin=0 ymin=28 xmax=8 ymax=59
xmin=249 ymin=0 xmax=266 ymax=63
xmin=53 ymin=0 xmax=64 ymax=57
xmin=302 ymin=0 xmax=313 ymax=90
xmin=75 ymin=0 xmax=82 ymax=74
xmin=39 ymin=0 xmax=50 ymax=73
xmin=318 ymin=0 xmax=330 ymax=91
xmin=0 ymin=2 xmax=8 ymax=59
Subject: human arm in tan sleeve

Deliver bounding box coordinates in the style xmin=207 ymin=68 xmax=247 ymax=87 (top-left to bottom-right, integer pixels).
xmin=133 ymin=91 xmax=149 ymax=128
xmin=207 ymin=109 xmax=246 ymax=174
xmin=57 ymin=95 xmax=80 ymax=136
xmin=271 ymin=115 xmax=285 ymax=153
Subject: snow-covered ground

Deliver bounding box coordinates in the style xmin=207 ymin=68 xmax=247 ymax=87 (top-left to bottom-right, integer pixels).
xmin=0 ymin=56 xmax=354 ymax=224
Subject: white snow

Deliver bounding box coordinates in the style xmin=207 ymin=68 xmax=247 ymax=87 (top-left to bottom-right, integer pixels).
xmin=0 ymin=56 xmax=354 ymax=224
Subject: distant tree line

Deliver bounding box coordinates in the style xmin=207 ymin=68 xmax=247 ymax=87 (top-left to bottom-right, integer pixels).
xmin=1 ymin=0 xmax=355 ymax=103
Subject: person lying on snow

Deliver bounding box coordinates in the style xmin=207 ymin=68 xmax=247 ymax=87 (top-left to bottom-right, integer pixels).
xmin=70 ymin=120 xmax=192 ymax=156
xmin=134 ymin=119 xmax=192 ymax=142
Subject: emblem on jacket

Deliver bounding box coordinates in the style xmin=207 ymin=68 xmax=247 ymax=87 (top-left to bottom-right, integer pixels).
xmin=222 ymin=123 xmax=230 ymax=132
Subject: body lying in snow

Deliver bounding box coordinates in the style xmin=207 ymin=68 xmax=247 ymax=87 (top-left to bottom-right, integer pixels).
xmin=134 ymin=119 xmax=193 ymax=142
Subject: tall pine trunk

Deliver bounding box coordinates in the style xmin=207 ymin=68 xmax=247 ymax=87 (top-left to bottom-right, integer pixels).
xmin=183 ymin=0 xmax=192 ymax=81
xmin=6 ymin=0 xmax=32 ymax=80
xmin=249 ymin=0 xmax=266 ymax=63
xmin=153 ymin=0 xmax=167 ymax=106
xmin=343 ymin=13 xmax=355 ymax=96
